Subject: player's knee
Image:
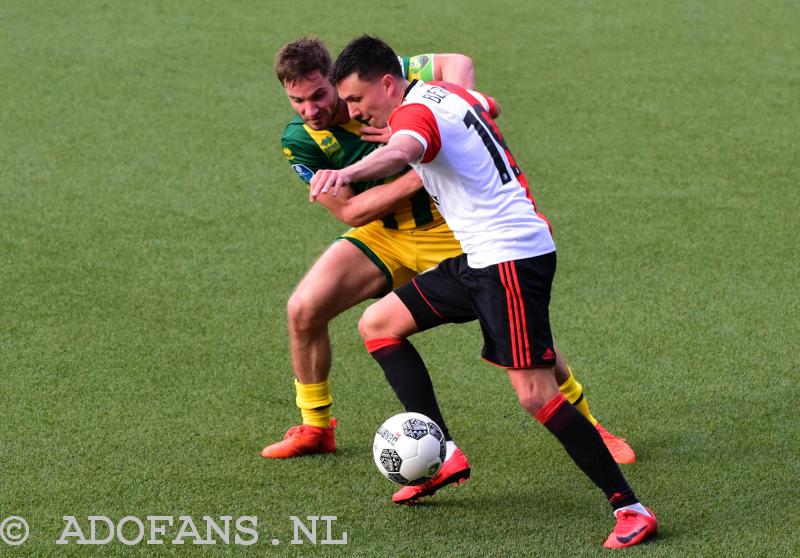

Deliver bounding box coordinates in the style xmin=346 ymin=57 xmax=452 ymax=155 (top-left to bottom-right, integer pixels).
xmin=515 ymin=389 xmax=549 ymax=415
xmin=358 ymin=304 xmax=389 ymax=341
xmin=287 ymin=290 xmax=326 ymax=334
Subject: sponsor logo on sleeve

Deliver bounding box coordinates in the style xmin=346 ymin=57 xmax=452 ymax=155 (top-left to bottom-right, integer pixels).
xmin=292 ymin=164 xmax=315 ymax=182
xmin=409 ymin=55 xmax=430 ymax=76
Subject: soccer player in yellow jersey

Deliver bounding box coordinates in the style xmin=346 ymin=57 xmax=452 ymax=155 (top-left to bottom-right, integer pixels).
xmin=262 ymin=37 xmax=635 ymax=503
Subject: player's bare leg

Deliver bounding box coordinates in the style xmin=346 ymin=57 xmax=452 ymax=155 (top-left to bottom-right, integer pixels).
xmin=261 ymin=240 xmax=386 ymax=458
xmin=553 ymin=347 xmax=636 ymax=464
xmin=287 ymin=240 xmax=386 ymax=385
xmin=508 ymin=367 xmax=656 ymax=548
xmin=358 ymin=292 xmax=418 ymax=339
xmin=359 ymin=293 xmax=471 ymax=503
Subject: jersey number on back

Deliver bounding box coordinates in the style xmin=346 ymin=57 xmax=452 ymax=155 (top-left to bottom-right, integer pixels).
xmin=462 ymin=105 xmax=522 ymax=185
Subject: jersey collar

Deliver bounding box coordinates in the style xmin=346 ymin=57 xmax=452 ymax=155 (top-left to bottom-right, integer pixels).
xmin=402 ymin=79 xmax=419 ymax=100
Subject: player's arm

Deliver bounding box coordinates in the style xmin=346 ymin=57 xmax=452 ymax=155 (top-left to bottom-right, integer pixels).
xmin=489 ymin=97 xmax=502 ymax=118
xmin=283 ymin=135 xmax=422 ymax=226
xmin=470 ymin=89 xmax=502 ymax=119
xmin=434 ymin=53 xmax=475 ymax=89
xmin=310 ymin=135 xmax=424 ymax=202
xmin=401 ymin=52 xmax=475 ymax=88
xmin=313 ymin=169 xmax=423 ymax=227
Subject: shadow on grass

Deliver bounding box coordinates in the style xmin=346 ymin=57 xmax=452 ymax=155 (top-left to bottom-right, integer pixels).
xmin=396 ymin=491 xmax=671 ymax=548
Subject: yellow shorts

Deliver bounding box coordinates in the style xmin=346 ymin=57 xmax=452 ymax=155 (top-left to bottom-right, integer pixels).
xmin=339 ymin=220 xmax=463 ymax=293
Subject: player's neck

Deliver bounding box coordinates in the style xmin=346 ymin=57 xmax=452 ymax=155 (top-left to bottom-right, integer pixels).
xmin=395 ymin=78 xmax=412 ymax=106
xmin=332 ymin=98 xmax=351 ymax=126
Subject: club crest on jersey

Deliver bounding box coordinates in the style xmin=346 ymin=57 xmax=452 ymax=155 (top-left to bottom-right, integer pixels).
xmin=292 ymin=164 xmax=315 ymax=182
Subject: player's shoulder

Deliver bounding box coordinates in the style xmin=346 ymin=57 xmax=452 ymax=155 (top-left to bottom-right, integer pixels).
xmin=280 ymin=115 xmax=329 ymax=179
xmin=281 ymin=114 xmax=310 ymax=144
xmin=402 ymin=80 xmax=452 ymax=106
xmin=281 ymin=116 xmax=326 ymax=161
xmin=406 ymin=80 xmax=486 ymax=110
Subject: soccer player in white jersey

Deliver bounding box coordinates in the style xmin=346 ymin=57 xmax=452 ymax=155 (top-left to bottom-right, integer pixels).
xmin=309 ymin=36 xmax=658 ymax=549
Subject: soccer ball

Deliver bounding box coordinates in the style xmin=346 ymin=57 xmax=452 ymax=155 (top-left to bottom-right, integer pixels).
xmin=373 ymin=412 xmax=446 ymax=485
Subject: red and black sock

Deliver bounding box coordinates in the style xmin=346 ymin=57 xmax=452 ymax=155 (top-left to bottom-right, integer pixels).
xmin=536 ymin=393 xmax=636 ymax=510
xmin=365 ymin=337 xmax=452 ymax=441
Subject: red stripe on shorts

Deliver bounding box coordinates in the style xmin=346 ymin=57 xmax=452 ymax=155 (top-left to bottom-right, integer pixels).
xmin=498 ymin=262 xmax=521 ymax=368
xmin=411 ymin=277 xmax=444 ymax=319
xmin=507 ymin=261 xmax=531 ymax=367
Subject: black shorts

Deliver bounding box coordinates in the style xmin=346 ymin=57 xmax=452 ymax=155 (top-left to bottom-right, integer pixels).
xmin=395 ymin=252 xmax=557 ymax=369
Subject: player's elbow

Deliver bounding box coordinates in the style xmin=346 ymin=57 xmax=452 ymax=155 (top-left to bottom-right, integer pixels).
xmin=441 ymin=54 xmax=476 ymax=89
xmin=490 ymin=98 xmax=502 ymax=118
xmin=458 ymin=57 xmax=476 ymax=89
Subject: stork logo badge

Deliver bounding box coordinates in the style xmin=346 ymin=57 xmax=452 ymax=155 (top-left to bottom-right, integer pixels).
xmin=292 ymin=164 xmax=315 ymax=182
xmin=319 ymin=135 xmax=340 ymax=155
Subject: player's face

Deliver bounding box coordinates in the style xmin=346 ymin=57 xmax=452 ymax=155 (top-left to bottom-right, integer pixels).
xmin=284 ymin=71 xmax=339 ymax=130
xmin=337 ymin=74 xmax=396 ymax=128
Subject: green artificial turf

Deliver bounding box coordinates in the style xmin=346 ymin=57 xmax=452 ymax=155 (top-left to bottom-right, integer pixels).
xmin=1 ymin=1 xmax=798 ymax=555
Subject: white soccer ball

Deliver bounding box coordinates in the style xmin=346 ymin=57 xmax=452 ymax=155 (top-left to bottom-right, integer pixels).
xmin=373 ymin=412 xmax=446 ymax=485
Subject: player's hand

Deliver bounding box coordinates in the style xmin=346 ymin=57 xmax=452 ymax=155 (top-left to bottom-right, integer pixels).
xmin=360 ymin=125 xmax=392 ymax=144
xmin=309 ymin=169 xmax=352 ymax=202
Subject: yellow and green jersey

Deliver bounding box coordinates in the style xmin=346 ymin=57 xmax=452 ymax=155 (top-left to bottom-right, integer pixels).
xmin=280 ymin=54 xmax=441 ymax=231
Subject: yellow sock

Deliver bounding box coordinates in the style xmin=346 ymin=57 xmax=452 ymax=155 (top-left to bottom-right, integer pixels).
xmin=295 ymin=379 xmax=332 ymax=428
xmin=558 ymin=366 xmax=598 ymax=426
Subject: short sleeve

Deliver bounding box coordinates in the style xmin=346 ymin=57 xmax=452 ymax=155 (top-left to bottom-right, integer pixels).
xmin=388 ymin=103 xmax=441 ymax=163
xmin=403 ymin=54 xmax=436 ymax=81
xmin=281 ymin=135 xmax=328 ymax=185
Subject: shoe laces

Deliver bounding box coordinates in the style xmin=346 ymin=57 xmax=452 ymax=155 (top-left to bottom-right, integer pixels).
xmin=615 ymin=509 xmax=649 ymax=528
xmin=284 ymin=425 xmax=311 ymax=439
xmin=600 ymin=428 xmax=628 ymax=444
xmin=283 ymin=421 xmax=334 ymax=439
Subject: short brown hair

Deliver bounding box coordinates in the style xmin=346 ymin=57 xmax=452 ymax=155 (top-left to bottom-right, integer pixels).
xmin=275 ymin=37 xmax=332 ymax=85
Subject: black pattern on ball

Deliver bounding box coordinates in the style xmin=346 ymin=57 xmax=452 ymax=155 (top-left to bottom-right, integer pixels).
xmin=388 ymin=473 xmax=410 ymax=484
xmin=427 ymin=421 xmax=443 ymax=441
xmin=402 ymin=418 xmax=429 ymax=440
xmin=438 ymin=440 xmax=446 ymax=462
xmin=380 ymin=449 xmax=402 ymax=473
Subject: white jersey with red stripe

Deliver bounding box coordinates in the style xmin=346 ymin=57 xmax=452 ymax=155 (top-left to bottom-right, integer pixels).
xmin=388 ymin=80 xmax=555 ymax=268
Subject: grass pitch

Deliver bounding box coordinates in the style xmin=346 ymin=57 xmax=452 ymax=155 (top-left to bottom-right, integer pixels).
xmin=1 ymin=1 xmax=798 ymax=556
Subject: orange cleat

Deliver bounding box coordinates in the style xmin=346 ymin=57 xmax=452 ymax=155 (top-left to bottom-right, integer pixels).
xmin=261 ymin=419 xmax=336 ymax=458
xmin=603 ymin=506 xmax=657 ymax=548
xmin=392 ymin=448 xmax=471 ymax=504
xmin=596 ymin=423 xmax=636 ymax=464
